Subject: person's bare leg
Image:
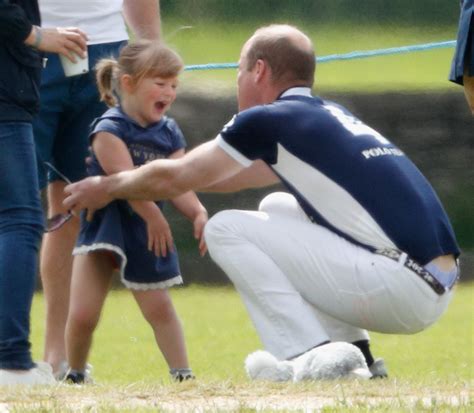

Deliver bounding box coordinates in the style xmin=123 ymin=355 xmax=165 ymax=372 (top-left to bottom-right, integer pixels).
xmin=132 ymin=289 xmax=189 ymax=369
xmin=463 ymin=74 xmax=474 ymax=115
xmin=40 ymin=180 xmax=80 ymax=373
xmin=65 ymin=253 xmax=113 ymax=371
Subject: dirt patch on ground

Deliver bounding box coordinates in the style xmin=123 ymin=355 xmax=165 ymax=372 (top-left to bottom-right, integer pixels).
xmin=0 ymin=381 xmax=471 ymax=412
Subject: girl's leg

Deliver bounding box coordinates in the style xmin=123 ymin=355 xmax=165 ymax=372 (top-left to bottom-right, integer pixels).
xmin=132 ymin=289 xmax=189 ymax=371
xmin=65 ymin=252 xmax=114 ymax=371
xmin=40 ymin=181 xmax=81 ymax=374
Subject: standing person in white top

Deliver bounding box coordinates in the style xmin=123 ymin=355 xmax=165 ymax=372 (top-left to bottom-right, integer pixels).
xmin=33 ymin=0 xmax=161 ymax=379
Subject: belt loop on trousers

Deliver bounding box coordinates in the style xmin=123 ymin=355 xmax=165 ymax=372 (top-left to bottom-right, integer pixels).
xmin=399 ymin=252 xmax=408 ymax=265
xmin=374 ymin=248 xmax=447 ymax=295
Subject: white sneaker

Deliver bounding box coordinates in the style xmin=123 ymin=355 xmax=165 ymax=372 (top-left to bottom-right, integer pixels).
xmin=369 ymin=358 xmax=388 ymax=378
xmin=0 ymin=362 xmax=55 ymax=386
xmin=54 ymin=361 xmax=93 ymax=382
xmin=54 ymin=360 xmax=69 ymax=381
xmin=245 ymin=350 xmax=294 ymax=382
xmin=292 ymin=342 xmax=372 ymax=381
xmin=245 ymin=343 xmax=372 ymax=382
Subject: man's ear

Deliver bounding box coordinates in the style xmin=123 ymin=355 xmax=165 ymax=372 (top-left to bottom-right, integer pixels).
xmin=254 ymin=59 xmax=268 ymax=83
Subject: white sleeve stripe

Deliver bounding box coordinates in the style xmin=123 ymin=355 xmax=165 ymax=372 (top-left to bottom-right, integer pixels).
xmin=215 ymin=135 xmax=253 ymax=167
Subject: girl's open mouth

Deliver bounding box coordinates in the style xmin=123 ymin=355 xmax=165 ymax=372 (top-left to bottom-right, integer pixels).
xmin=155 ymin=101 xmax=166 ymax=110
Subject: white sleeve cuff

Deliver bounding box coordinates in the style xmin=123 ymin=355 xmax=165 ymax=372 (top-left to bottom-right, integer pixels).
xmin=215 ymin=135 xmax=253 ymax=167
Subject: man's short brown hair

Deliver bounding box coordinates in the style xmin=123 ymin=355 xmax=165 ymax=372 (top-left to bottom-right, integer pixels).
xmin=245 ymin=25 xmax=315 ymax=88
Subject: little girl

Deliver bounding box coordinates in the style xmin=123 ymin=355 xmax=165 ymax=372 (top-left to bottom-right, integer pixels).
xmin=64 ymin=40 xmax=207 ymax=383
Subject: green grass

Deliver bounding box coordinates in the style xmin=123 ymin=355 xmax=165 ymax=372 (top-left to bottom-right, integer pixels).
xmin=4 ymin=282 xmax=468 ymax=411
xmin=29 ymin=283 xmax=473 ymax=383
xmin=161 ymin=21 xmax=461 ymax=93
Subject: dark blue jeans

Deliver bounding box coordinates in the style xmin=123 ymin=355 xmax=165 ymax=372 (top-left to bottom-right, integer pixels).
xmin=34 ymin=41 xmax=126 ymax=189
xmin=0 ymin=122 xmax=43 ymax=369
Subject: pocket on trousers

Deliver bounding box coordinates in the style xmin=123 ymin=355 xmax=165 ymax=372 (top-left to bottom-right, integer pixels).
xmin=336 ymin=286 xmax=411 ymax=333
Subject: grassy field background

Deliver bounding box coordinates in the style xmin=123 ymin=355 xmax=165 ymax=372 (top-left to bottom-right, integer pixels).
xmin=4 ymin=282 xmax=468 ymax=411
xmin=162 ymin=22 xmax=460 ymax=93
xmin=29 ymin=283 xmax=473 ymax=383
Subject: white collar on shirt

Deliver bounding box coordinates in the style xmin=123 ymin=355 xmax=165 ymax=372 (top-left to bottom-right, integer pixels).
xmin=280 ymin=87 xmax=313 ymax=98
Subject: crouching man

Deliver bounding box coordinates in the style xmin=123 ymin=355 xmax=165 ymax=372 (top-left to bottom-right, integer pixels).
xmin=63 ymin=24 xmax=460 ymax=380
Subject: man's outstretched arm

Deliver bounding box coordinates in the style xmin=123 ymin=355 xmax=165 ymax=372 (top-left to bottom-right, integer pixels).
xmin=199 ymin=160 xmax=280 ymax=193
xmin=63 ymin=140 xmax=243 ymax=220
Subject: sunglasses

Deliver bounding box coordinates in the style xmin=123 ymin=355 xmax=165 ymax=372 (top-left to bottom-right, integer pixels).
xmin=43 ymin=162 xmax=74 ymax=232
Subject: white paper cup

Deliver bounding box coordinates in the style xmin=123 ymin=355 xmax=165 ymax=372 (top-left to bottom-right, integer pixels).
xmin=59 ymin=53 xmax=89 ymax=77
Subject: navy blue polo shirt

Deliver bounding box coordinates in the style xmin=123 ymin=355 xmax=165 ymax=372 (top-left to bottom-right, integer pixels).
xmin=217 ymin=88 xmax=460 ymax=265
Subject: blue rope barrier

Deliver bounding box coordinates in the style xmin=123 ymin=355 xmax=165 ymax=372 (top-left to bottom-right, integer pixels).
xmin=184 ymin=40 xmax=456 ymax=72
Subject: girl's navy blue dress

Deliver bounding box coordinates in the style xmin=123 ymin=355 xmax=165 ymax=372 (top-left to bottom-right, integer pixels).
xmin=74 ymin=107 xmax=186 ymax=290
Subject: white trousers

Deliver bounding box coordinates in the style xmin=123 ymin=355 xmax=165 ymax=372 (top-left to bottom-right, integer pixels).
xmin=205 ymin=192 xmax=453 ymax=360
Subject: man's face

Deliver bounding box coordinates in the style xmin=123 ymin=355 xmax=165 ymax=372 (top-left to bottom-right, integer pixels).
xmin=237 ymin=41 xmax=258 ymax=111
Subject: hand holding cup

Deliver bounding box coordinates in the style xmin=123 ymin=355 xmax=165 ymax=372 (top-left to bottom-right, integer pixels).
xmin=25 ymin=25 xmax=88 ymax=72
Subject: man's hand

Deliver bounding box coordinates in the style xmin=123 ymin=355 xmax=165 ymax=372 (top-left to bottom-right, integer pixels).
xmin=25 ymin=26 xmax=88 ymax=62
xmin=63 ymin=176 xmax=113 ymax=221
